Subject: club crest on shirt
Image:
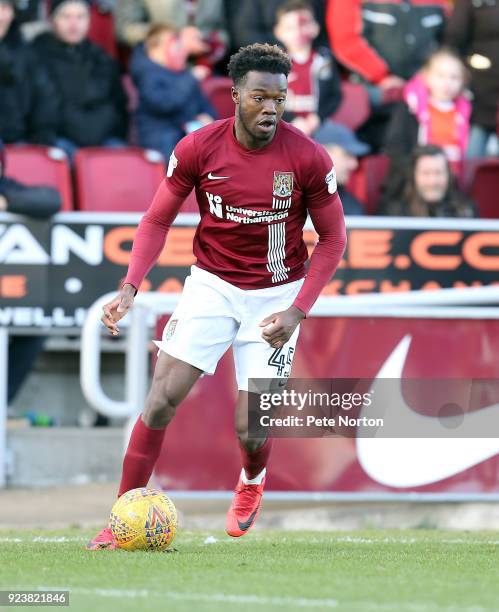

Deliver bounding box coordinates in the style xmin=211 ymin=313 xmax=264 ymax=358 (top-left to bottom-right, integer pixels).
xmin=167 ymin=152 xmax=178 ymax=178
xmin=273 ymin=171 xmax=294 ymax=197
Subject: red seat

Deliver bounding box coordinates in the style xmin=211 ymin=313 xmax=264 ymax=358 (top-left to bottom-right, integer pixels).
xmin=74 ymin=147 xmax=165 ymax=211
xmin=468 ymin=159 xmax=499 ymax=218
xmin=87 ymin=5 xmax=117 ymax=59
xmin=348 ymin=154 xmax=390 ymax=215
xmin=201 ymin=77 xmax=234 ymax=119
xmin=4 ymin=144 xmax=73 ymax=211
xmin=331 ymin=81 xmax=371 ymax=131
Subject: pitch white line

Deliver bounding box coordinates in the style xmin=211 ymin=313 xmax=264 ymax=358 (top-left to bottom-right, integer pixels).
xmin=0 ymin=536 xmax=88 ymax=543
xmin=2 ymin=535 xmax=499 ymax=545
xmin=35 ymin=587 xmax=338 ymax=608
xmin=32 ymin=588 xmax=493 ymax=611
xmin=253 ymin=536 xmax=499 ymax=546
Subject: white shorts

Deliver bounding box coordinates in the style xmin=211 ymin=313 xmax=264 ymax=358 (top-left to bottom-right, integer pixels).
xmin=153 ymin=265 xmax=304 ymax=391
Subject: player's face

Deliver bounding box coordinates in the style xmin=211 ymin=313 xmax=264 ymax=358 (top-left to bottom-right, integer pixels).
xmin=233 ymin=71 xmax=287 ymax=147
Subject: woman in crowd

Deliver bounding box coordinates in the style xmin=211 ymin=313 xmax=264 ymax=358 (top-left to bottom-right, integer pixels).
xmin=379 ymin=144 xmax=477 ymax=217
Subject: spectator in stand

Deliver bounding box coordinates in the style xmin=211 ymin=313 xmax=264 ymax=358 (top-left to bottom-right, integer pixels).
xmin=32 ymin=0 xmax=128 ymax=160
xmin=273 ymin=0 xmax=341 ymax=137
xmin=228 ymin=0 xmax=329 ymax=54
xmin=445 ymin=0 xmax=499 ymax=158
xmin=379 ymin=144 xmax=476 ymax=217
xmin=383 ymin=47 xmax=471 ymax=200
xmin=131 ymin=23 xmax=215 ymax=160
xmin=115 ymin=0 xmax=228 ymax=75
xmin=314 ymin=121 xmax=369 ymax=215
xmin=326 ymin=0 xmax=449 ymax=150
xmin=0 ymin=0 xmax=57 ymax=144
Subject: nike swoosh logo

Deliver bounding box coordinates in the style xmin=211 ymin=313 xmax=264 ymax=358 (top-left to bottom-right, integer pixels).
xmin=237 ymin=508 xmax=259 ymax=531
xmin=357 ymin=335 xmax=499 ymax=488
xmin=208 ymin=172 xmax=230 ymax=180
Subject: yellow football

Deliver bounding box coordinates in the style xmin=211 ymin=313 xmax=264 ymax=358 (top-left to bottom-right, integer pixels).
xmin=109 ymin=487 xmax=178 ymax=551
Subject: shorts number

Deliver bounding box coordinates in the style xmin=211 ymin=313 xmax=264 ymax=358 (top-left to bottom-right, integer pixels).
xmin=268 ymin=346 xmax=295 ymax=377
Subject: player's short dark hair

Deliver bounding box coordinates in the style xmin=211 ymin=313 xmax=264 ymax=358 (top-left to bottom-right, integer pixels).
xmin=228 ymin=43 xmax=292 ymax=86
xmin=276 ymin=0 xmax=315 ymax=22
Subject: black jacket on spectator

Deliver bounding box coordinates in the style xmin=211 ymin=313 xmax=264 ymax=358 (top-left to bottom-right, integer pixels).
xmin=338 ymin=186 xmax=365 ymax=216
xmin=0 ymin=21 xmax=57 ymax=144
xmin=445 ymin=0 xmax=499 ymax=131
xmin=0 ymin=177 xmax=61 ymax=218
xmin=228 ymin=0 xmax=329 ymax=53
xmin=327 ymin=0 xmax=448 ymax=83
xmin=32 ymin=32 xmax=128 ymax=147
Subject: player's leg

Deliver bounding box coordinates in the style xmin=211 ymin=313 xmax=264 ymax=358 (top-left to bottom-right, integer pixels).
xmin=86 ymin=353 xmax=202 ymax=550
xmin=224 ymin=390 xmax=272 ymax=537
xmin=117 ymin=352 xmax=203 ymax=497
xmin=226 ymin=279 xmax=303 ymax=537
xmin=87 ymin=266 xmax=240 ymax=549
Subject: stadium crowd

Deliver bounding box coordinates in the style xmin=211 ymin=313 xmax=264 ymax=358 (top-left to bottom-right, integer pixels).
xmin=0 ymin=0 xmax=498 ymax=217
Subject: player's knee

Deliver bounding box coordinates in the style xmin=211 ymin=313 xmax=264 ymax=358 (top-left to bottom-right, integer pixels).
xmin=143 ymin=381 xmax=181 ymax=428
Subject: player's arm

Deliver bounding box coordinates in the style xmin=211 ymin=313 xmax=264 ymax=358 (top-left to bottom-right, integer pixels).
xmin=101 ymin=181 xmax=185 ymax=335
xmin=291 ymin=200 xmax=346 ymax=316
xmin=260 ymin=202 xmax=346 ymax=348
xmin=260 ymin=147 xmax=347 ymax=349
xmin=101 ymin=133 xmax=199 ymax=336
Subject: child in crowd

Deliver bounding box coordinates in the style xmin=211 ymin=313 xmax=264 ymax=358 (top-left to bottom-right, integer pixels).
xmin=131 ymin=23 xmax=216 ymax=161
xmin=383 ymin=47 xmax=471 ymax=199
xmin=274 ymin=0 xmax=341 ymax=136
xmin=385 ymin=48 xmax=471 ymax=166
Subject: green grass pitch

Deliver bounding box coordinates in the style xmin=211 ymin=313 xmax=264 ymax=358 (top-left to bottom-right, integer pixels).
xmin=1 ymin=529 xmax=498 ymax=611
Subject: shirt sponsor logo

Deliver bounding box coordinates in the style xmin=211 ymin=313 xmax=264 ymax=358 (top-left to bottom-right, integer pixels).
xmin=325 ymin=167 xmax=337 ymax=194
xmin=205 ymin=192 xmax=289 ymax=224
xmin=273 ymin=171 xmax=294 ymax=198
xmin=167 ymin=152 xmax=178 ymax=178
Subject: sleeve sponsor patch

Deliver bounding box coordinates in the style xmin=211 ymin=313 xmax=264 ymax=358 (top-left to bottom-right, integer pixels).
xmin=325 ymin=167 xmax=337 ymax=194
xmin=167 ymin=152 xmax=178 ymax=178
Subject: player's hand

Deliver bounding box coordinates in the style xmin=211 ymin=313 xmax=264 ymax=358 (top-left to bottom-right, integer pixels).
xmin=101 ymin=283 xmax=136 ymax=336
xmin=259 ymin=306 xmax=305 ymax=349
